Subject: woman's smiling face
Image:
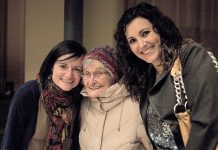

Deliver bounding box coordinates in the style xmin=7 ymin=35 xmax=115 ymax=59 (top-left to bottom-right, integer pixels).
xmin=52 ymin=54 xmax=84 ymax=91
xmin=82 ymin=59 xmax=113 ymax=98
xmin=125 ymin=17 xmax=162 ymax=67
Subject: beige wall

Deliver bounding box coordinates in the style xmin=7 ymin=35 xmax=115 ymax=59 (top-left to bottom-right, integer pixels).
xmin=7 ymin=0 xmax=125 ymax=89
xmin=7 ymin=0 xmax=25 ymax=89
xmin=24 ymin=0 xmax=125 ymax=81
xmin=25 ymin=0 xmax=64 ymax=81
xmin=83 ymin=0 xmax=125 ymax=50
xmin=7 ymin=0 xmax=64 ymax=87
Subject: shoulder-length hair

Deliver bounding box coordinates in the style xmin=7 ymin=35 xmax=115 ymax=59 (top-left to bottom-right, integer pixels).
xmin=38 ymin=40 xmax=86 ymax=90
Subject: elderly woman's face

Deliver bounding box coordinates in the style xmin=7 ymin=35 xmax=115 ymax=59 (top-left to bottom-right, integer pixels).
xmin=52 ymin=54 xmax=84 ymax=91
xmin=125 ymin=17 xmax=161 ymax=67
xmin=82 ymin=59 xmax=113 ymax=98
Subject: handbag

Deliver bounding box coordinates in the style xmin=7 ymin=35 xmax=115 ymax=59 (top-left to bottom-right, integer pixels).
xmin=171 ymin=51 xmax=218 ymax=148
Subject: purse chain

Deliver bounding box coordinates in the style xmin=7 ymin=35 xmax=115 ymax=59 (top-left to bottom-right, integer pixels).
xmin=207 ymin=51 xmax=218 ymax=72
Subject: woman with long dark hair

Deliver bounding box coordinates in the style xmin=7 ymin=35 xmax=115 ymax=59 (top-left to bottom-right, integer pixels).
xmin=114 ymin=2 xmax=218 ymax=149
xmin=1 ymin=40 xmax=86 ymax=150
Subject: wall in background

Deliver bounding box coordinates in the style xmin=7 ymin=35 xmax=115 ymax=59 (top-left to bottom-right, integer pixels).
xmin=5 ymin=0 xmax=124 ymax=89
xmin=5 ymin=0 xmax=64 ymax=88
xmin=6 ymin=0 xmax=25 ymax=90
xmin=126 ymin=0 xmax=218 ymax=57
xmin=25 ymin=0 xmax=64 ymax=81
xmin=83 ymin=0 xmax=125 ymax=50
xmin=6 ymin=0 xmax=217 ymax=90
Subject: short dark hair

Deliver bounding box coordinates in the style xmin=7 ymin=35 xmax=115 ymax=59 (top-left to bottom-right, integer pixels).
xmin=38 ymin=40 xmax=86 ymax=89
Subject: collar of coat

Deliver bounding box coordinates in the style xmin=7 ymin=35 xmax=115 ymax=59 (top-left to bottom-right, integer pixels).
xmin=80 ymin=83 xmax=131 ymax=112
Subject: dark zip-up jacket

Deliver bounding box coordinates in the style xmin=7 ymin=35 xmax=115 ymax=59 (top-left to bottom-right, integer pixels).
xmin=1 ymin=80 xmax=40 ymax=150
xmin=1 ymin=80 xmax=81 ymax=150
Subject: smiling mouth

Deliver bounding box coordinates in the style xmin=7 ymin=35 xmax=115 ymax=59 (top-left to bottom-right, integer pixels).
xmin=140 ymin=43 xmax=155 ymax=55
xmin=62 ymin=79 xmax=73 ymax=84
xmin=89 ymin=84 xmax=102 ymax=90
xmin=141 ymin=48 xmax=152 ymax=55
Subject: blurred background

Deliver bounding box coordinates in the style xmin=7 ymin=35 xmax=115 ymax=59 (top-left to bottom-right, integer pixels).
xmin=0 ymin=0 xmax=218 ymax=145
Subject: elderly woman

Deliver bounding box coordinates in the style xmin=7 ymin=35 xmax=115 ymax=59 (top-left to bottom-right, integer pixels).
xmin=79 ymin=45 xmax=153 ymax=150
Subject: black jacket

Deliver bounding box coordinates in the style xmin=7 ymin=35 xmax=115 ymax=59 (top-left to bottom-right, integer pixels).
xmin=140 ymin=42 xmax=218 ymax=149
xmin=1 ymin=80 xmax=81 ymax=150
xmin=1 ymin=80 xmax=40 ymax=150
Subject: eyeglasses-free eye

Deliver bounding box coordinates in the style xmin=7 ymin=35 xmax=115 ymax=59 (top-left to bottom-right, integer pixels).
xmin=81 ymin=70 xmax=108 ymax=79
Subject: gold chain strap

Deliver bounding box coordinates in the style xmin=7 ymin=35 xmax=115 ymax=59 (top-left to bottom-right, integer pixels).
xmin=171 ymin=57 xmax=189 ymax=116
xmin=172 ymin=51 xmax=218 ymax=115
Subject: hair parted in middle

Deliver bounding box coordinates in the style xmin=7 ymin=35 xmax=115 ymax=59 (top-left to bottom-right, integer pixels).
xmin=114 ymin=2 xmax=183 ymax=101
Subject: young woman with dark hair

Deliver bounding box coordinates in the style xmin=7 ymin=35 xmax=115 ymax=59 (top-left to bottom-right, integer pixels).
xmin=114 ymin=2 xmax=218 ymax=150
xmin=1 ymin=40 xmax=86 ymax=150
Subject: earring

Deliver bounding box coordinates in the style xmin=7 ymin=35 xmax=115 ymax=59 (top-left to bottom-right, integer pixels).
xmin=48 ymin=74 xmax=52 ymax=80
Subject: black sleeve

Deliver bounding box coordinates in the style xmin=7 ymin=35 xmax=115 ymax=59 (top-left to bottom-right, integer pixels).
xmin=181 ymin=44 xmax=218 ymax=150
xmin=1 ymin=81 xmax=39 ymax=150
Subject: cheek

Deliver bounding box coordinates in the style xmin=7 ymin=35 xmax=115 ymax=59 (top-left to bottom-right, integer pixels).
xmin=52 ymin=68 xmax=62 ymax=77
xmin=51 ymin=71 xmax=59 ymax=80
xmin=153 ymin=34 xmax=161 ymax=45
xmin=74 ymin=74 xmax=82 ymax=82
xmin=155 ymin=38 xmax=160 ymax=46
xmin=103 ymin=78 xmax=113 ymax=88
xmin=82 ymin=79 xmax=89 ymax=88
xmin=129 ymin=45 xmax=138 ymax=55
xmin=103 ymin=84 xmax=111 ymax=90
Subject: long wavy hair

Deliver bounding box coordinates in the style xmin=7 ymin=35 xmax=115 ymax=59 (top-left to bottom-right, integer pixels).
xmin=114 ymin=2 xmax=183 ymax=101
